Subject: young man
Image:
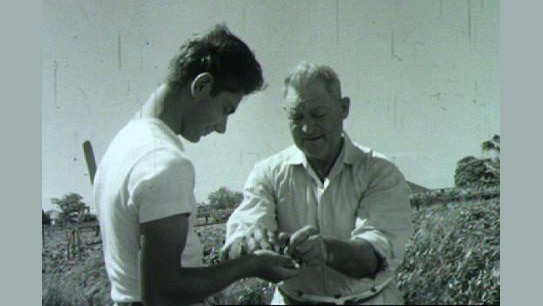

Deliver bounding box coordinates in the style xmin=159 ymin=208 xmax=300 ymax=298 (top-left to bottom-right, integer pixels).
xmin=93 ymin=24 xmax=299 ymax=306
xmin=223 ymin=62 xmax=414 ymax=304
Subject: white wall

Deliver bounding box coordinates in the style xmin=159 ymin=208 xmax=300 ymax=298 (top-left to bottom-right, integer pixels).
xmin=42 ymin=0 xmax=499 ymax=211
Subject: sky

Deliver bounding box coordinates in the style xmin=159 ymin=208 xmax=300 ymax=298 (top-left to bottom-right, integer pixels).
xmin=42 ymin=0 xmax=499 ymax=212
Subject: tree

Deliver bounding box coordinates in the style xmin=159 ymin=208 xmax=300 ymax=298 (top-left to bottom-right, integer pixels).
xmin=50 ymin=192 xmax=94 ymax=258
xmin=454 ymin=135 xmax=500 ymax=188
xmin=42 ymin=209 xmax=51 ymax=225
xmin=50 ymin=192 xmax=89 ymax=224
xmin=481 ymin=134 xmax=500 ymax=160
xmin=207 ymin=187 xmax=243 ymax=209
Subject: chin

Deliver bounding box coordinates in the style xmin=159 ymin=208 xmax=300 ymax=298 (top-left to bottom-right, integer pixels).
xmin=181 ymin=131 xmax=200 ymax=143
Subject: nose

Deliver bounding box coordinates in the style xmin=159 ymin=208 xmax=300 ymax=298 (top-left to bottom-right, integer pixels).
xmin=300 ymin=120 xmax=315 ymax=135
xmin=215 ymin=116 xmax=228 ymax=134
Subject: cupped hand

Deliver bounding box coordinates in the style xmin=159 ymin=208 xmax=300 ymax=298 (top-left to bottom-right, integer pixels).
xmin=221 ymin=226 xmax=281 ymax=261
xmin=285 ymin=225 xmax=328 ymax=267
xmin=252 ymin=249 xmax=300 ymax=283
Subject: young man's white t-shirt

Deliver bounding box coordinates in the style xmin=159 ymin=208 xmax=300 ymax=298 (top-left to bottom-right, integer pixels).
xmin=94 ymin=117 xmax=204 ymax=304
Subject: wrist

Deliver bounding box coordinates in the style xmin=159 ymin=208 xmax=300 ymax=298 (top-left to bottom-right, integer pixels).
xmin=242 ymin=254 xmax=261 ymax=278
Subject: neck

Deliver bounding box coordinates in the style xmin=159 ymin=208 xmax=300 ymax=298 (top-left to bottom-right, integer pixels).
xmin=138 ymin=84 xmax=168 ymax=119
xmin=137 ymin=84 xmax=190 ymax=134
xmin=307 ymin=137 xmax=344 ymax=180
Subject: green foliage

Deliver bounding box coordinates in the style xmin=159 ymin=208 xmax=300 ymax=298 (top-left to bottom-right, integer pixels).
xmin=80 ymin=213 xmax=97 ymax=222
xmin=44 ymin=191 xmax=500 ymax=305
xmin=481 ymin=134 xmax=500 ymax=155
xmin=43 ymin=247 xmax=112 ymax=306
xmin=235 ymin=280 xmax=274 ymax=305
xmin=207 ymin=186 xmax=243 ymax=209
xmin=397 ymin=199 xmax=500 ymax=305
xmin=43 ymin=226 xmax=111 ymax=306
xmin=410 ymin=185 xmax=499 ymax=209
xmin=51 ymin=193 xmax=92 ymax=224
xmin=455 ymin=135 xmax=500 ymax=188
xmin=43 ymin=209 xmax=52 ymax=225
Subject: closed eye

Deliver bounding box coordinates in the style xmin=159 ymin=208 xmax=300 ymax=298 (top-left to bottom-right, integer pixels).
xmin=289 ymin=113 xmax=303 ymax=122
xmin=311 ymin=109 xmax=328 ymax=118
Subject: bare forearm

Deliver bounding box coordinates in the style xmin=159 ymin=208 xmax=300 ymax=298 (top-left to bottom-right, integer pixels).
xmin=144 ymin=255 xmax=258 ymax=306
xmin=324 ymin=238 xmax=381 ymax=279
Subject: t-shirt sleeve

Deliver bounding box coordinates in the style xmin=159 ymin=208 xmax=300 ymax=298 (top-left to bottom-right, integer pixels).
xmin=127 ymin=149 xmax=196 ymax=223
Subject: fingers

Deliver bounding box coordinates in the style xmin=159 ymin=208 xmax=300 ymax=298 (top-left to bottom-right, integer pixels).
xmin=253 ymin=249 xmax=301 ymax=283
xmin=253 ymin=249 xmax=300 ymax=270
xmin=277 ymin=232 xmax=291 ymax=253
xmin=286 ymin=226 xmax=328 ymax=267
xmin=223 ymin=226 xmax=327 ymax=268
xmin=249 ymin=227 xmax=275 ymax=252
xmin=223 ymin=227 xmax=278 ymax=261
xmin=276 ymin=265 xmax=301 ymax=281
xmin=220 ymin=237 xmax=246 ymax=261
xmin=287 ymin=225 xmax=318 ymax=257
xmin=245 ymin=235 xmax=259 ymax=254
xmin=295 ymin=241 xmax=326 ymax=266
xmin=234 ymin=237 xmax=248 ymax=258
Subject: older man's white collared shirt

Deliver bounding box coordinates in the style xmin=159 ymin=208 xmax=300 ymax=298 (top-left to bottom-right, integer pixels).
xmin=224 ymin=134 xmax=413 ymax=303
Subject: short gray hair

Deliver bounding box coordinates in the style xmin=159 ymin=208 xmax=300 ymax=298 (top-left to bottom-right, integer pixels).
xmin=283 ymin=61 xmax=341 ymax=98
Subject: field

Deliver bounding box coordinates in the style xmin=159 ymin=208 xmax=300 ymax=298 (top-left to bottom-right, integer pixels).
xmin=42 ymin=196 xmax=499 ymax=305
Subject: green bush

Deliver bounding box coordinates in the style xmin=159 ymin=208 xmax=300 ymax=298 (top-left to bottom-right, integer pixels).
xmin=51 ymin=193 xmax=90 ymax=224
xmin=207 ymin=187 xmax=243 ymax=210
xmin=44 ymin=196 xmax=500 ymax=305
xmin=455 ymin=135 xmax=500 ymax=188
xmin=397 ymin=199 xmax=500 ymax=304
xmin=43 ymin=246 xmax=111 ymax=306
xmin=80 ymin=213 xmax=98 ymax=222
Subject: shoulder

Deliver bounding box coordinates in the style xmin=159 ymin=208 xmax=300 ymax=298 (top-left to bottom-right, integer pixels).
xmin=349 ymin=140 xmax=404 ymax=178
xmin=253 ymin=145 xmax=298 ymax=172
xmin=134 ymin=148 xmax=194 ymax=180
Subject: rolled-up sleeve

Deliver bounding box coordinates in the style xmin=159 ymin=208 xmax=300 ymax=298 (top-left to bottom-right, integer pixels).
xmin=350 ymin=158 xmax=413 ymax=272
xmin=224 ymin=161 xmax=279 ymax=249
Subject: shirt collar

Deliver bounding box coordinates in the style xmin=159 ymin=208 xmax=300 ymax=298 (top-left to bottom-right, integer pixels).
xmin=342 ymin=132 xmax=362 ymax=165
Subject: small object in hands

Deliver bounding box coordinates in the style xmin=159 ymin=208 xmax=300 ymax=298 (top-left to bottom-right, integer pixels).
xmin=253 ymin=249 xmax=300 ymax=269
xmin=276 ymin=232 xmax=304 ymax=267
xmin=277 ymin=232 xmax=291 ymax=254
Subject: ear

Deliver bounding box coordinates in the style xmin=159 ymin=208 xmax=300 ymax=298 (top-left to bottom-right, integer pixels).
xmin=340 ymin=97 xmax=350 ymax=119
xmin=190 ymin=72 xmax=214 ymax=100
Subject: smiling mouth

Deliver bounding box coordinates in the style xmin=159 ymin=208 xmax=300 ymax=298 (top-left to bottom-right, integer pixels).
xmin=303 ymin=135 xmax=324 ymax=141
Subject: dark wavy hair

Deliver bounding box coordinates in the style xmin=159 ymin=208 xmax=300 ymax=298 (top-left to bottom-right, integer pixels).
xmin=166 ymin=24 xmax=264 ymax=96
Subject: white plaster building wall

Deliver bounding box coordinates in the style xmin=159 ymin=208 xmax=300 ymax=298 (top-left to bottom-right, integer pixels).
xmin=42 ymin=0 xmax=499 ymax=210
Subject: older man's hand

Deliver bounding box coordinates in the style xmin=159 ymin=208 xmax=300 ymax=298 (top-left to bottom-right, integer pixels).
xmin=221 ymin=226 xmax=281 ymax=261
xmin=285 ymin=225 xmax=329 ymax=267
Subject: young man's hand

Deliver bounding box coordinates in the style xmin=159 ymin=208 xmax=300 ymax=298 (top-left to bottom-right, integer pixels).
xmin=251 ymin=249 xmax=300 ymax=283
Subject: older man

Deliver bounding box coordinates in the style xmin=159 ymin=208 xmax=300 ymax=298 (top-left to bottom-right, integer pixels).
xmin=222 ymin=62 xmax=413 ymax=305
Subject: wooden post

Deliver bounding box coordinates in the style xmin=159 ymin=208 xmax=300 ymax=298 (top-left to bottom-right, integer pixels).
xmin=83 ymin=141 xmax=97 ymax=185
xmin=83 ymin=140 xmax=100 ymax=236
